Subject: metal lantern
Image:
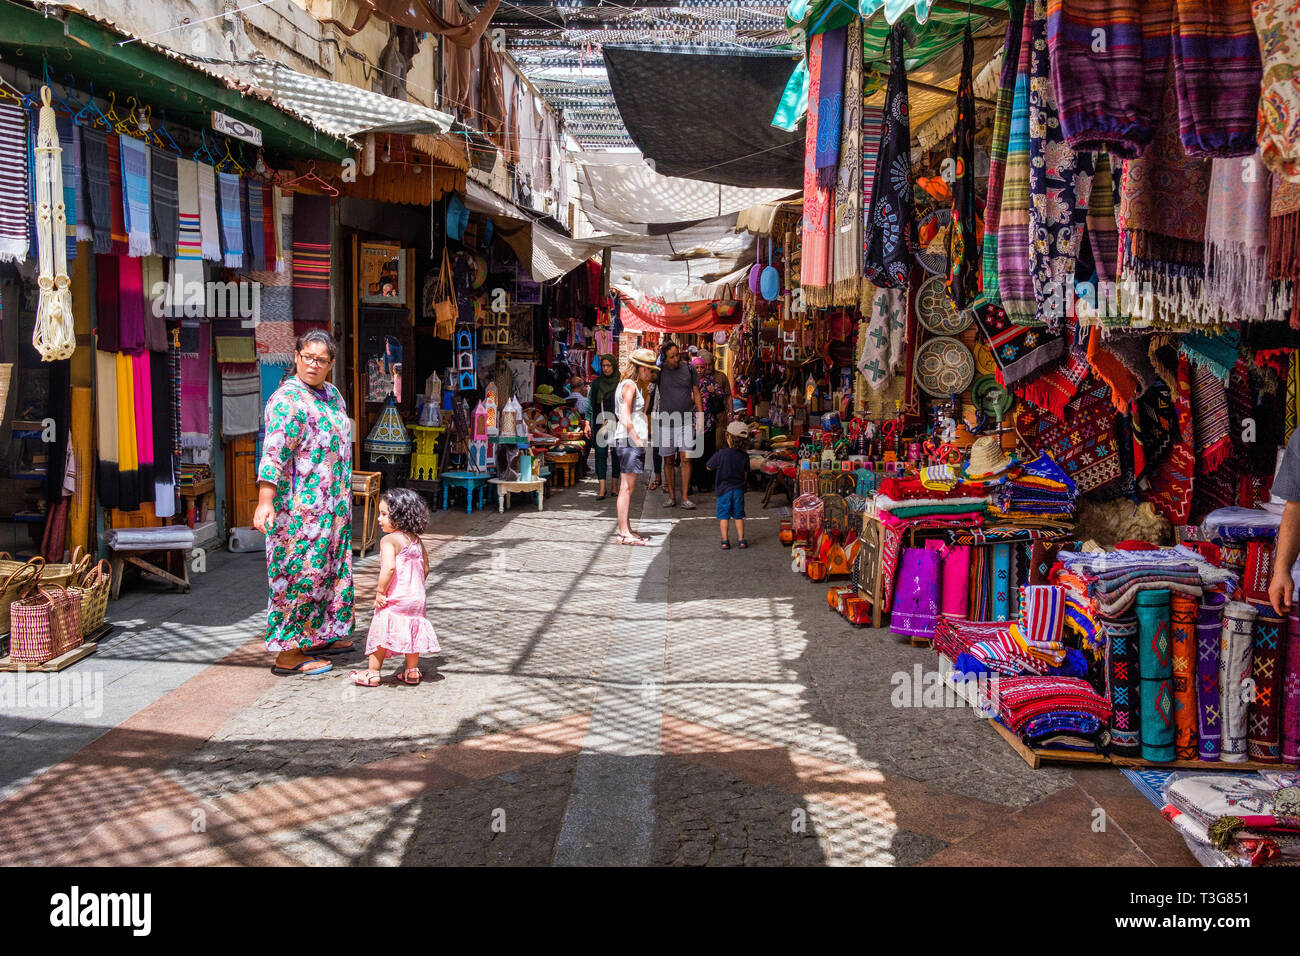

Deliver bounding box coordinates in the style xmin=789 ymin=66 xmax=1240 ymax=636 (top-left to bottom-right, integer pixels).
xmin=364 ymin=395 xmax=414 ymax=463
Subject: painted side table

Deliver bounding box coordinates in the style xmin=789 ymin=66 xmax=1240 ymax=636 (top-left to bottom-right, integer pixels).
xmin=440 ymin=470 xmax=491 ymax=513
xmin=490 ymin=478 xmax=545 ymax=512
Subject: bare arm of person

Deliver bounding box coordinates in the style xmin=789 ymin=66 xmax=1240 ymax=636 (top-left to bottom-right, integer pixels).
xmin=621 ymin=382 xmax=643 ymax=448
xmin=375 ymin=533 xmax=399 ymax=609
xmin=1270 ymin=501 xmax=1300 ymax=615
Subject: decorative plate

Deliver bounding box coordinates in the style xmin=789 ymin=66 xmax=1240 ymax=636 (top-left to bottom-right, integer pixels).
xmin=917 ymin=274 xmax=973 ymax=335
xmin=913 ymin=335 xmax=975 ymax=397
xmin=972 ymin=340 xmax=997 ymax=376
xmin=522 ymin=405 xmax=550 ymax=434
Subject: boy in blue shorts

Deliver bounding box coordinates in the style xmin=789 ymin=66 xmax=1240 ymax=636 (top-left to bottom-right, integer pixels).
xmin=708 ymin=421 xmax=751 ymax=549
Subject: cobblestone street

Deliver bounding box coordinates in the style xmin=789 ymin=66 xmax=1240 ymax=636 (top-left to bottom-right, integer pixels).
xmin=0 ymin=479 xmax=1194 ymax=866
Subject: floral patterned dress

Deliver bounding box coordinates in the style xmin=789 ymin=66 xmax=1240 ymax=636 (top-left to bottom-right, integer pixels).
xmin=258 ymin=376 xmax=354 ymax=651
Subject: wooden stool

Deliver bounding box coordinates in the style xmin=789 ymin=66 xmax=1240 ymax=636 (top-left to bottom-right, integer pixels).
xmin=546 ymin=452 xmax=579 ymax=489
xmin=490 ymin=478 xmax=546 ymax=512
xmin=441 ymin=470 xmax=491 ymax=513
xmin=352 ymin=471 xmax=382 ymax=557
xmin=762 ymin=472 xmax=795 ymax=509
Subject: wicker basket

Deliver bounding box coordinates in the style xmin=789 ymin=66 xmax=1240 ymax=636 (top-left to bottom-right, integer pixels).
xmin=0 ymin=563 xmax=41 ymax=637
xmin=40 ymin=546 xmax=91 ymax=589
xmin=9 ymin=585 xmax=81 ymax=664
xmin=0 ymin=553 xmax=44 ymax=579
xmin=70 ymin=560 xmax=111 ymax=636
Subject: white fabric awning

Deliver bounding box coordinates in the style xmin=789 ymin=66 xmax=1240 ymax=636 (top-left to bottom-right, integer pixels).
xmin=246 ymin=60 xmax=455 ymax=139
xmin=464 ymin=181 xmax=607 ymax=282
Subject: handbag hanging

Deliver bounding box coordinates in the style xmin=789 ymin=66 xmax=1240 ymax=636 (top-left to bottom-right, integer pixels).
xmin=433 ymin=248 xmax=457 ymax=339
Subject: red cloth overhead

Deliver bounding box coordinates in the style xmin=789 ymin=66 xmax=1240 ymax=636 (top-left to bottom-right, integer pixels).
xmin=618 ymin=297 xmax=741 ymax=334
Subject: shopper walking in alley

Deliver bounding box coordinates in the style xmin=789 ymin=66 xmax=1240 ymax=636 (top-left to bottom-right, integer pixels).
xmin=350 ymin=488 xmax=439 ymax=687
xmin=614 ymin=348 xmax=659 ymax=545
xmin=253 ymin=329 xmax=355 ymax=676
xmin=657 ymin=341 xmax=703 ymax=509
xmin=589 ymin=353 xmax=621 ymax=499
xmin=692 ymin=350 xmax=731 ymax=495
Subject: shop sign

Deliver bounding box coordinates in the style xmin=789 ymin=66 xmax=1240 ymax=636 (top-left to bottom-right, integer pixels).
xmin=212 ymin=111 xmax=263 ymax=146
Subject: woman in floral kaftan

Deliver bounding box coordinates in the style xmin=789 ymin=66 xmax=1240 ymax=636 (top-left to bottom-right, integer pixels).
xmin=253 ymin=329 xmax=355 ymax=676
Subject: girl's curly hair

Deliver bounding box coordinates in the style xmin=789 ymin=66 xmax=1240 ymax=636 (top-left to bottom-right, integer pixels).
xmin=381 ymin=487 xmax=431 ymax=536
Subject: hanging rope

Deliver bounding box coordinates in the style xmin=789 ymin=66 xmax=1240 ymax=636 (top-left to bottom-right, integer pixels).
xmin=33 ymin=86 xmax=75 ymax=362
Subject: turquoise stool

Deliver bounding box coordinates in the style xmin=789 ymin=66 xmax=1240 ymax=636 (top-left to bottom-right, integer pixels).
xmin=441 ymin=470 xmax=491 ymax=513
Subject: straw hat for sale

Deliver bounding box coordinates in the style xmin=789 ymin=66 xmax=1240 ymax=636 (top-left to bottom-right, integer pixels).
xmin=966 ymin=434 xmax=1013 ymax=479
xmin=629 ymin=348 xmax=659 ymax=369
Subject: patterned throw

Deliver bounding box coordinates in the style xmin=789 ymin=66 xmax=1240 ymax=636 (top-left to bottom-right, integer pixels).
xmin=150 ymin=147 xmax=179 ymax=259
xmin=1028 ymin=0 xmax=1094 ymax=332
xmin=945 ymin=25 xmax=978 ymax=310
xmin=196 ymin=161 xmax=221 ymax=262
xmin=1269 ymin=176 xmax=1300 ymax=328
xmin=1196 ymin=591 xmax=1224 ymax=760
xmin=1252 ymin=1 xmax=1300 ymax=182
xmin=802 ymin=34 xmax=830 ymax=303
xmin=1172 ymin=0 xmax=1261 ymax=158
xmin=1018 ymin=376 xmax=1125 ymax=495
xmin=1204 ymin=152 xmax=1275 ymax=323
xmin=992 ymin=543 xmax=1011 ymax=622
xmin=996 ymin=0 xmax=1037 ymax=323
xmin=815 ymin=26 xmax=846 ymax=189
xmin=1144 ymin=355 xmax=1195 ymax=524
xmin=0 ymin=101 xmax=28 ymax=263
xmin=832 ymin=20 xmax=863 ymax=307
xmin=1247 ymin=602 xmax=1285 ymax=763
xmin=1219 ymin=600 xmax=1257 ymax=762
xmin=975 ymin=300 xmax=1064 ymax=386
xmin=981 ymin=0 xmax=1027 ymax=307
xmin=858 ymin=286 xmax=905 ymax=394
xmin=1170 ymin=592 xmax=1199 ymax=759
xmin=890 ymin=547 xmax=942 ymax=638
xmin=79 ymin=126 xmax=112 ymax=255
xmin=861 ymin=24 xmax=915 ymax=289
xmin=291 ymin=192 xmax=331 ymax=333
xmin=1136 ymin=588 xmax=1175 ymax=762
xmin=1284 ymin=608 xmax=1300 ymax=764
xmin=119 ymin=134 xmax=153 ymax=258
xmin=1020 ymin=344 xmax=1090 ymax=419
xmin=216 ymin=171 xmax=244 ymax=268
xmin=941 ymin=545 xmax=971 ymax=618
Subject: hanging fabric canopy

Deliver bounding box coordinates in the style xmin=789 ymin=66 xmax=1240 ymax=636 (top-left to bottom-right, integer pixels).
xmin=619 ymin=296 xmax=743 ymax=334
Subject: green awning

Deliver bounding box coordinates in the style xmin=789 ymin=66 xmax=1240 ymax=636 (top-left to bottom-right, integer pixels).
xmin=0 ymin=3 xmax=351 ymax=162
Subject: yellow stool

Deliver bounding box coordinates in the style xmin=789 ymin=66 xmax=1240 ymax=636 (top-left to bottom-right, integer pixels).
xmin=409 ymin=426 xmax=444 ymax=482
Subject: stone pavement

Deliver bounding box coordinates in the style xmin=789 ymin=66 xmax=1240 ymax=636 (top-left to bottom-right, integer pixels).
xmin=0 ymin=474 xmax=1194 ymax=866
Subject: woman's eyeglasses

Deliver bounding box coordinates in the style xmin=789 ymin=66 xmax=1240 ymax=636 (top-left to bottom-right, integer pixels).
xmin=299 ymin=353 xmax=332 ymax=368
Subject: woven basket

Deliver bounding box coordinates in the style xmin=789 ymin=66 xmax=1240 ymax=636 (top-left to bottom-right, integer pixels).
xmin=70 ymin=560 xmax=111 ymax=636
xmin=9 ymin=585 xmax=81 ymax=663
xmin=40 ymin=545 xmax=91 ymax=589
xmin=0 ymin=563 xmax=41 ymax=637
xmin=0 ymin=553 xmax=44 ymax=579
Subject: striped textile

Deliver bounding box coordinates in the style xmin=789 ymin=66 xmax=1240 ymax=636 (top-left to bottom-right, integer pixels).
xmin=119 ymin=134 xmax=152 ymax=258
xmin=995 ymin=0 xmax=1037 ymax=325
xmin=1104 ymin=612 xmax=1142 ymax=756
xmin=216 ymin=171 xmax=243 ymax=268
xmin=831 ymin=18 xmax=862 ymax=306
xmin=1171 ymin=0 xmax=1261 ymax=158
xmin=985 ymin=676 xmax=1112 ymax=735
xmin=1195 ymin=591 xmax=1224 ymax=760
xmin=0 ymin=101 xmax=28 ymax=263
xmin=79 ymin=126 xmax=112 ymax=254
xmin=196 ymin=161 xmax=220 ymax=262
xmin=801 ymin=34 xmax=831 ymax=300
xmin=1190 ymin=361 xmax=1232 ymax=475
xmin=175 ymin=158 xmax=203 ymax=260
xmin=1015 ymin=584 xmax=1066 ymax=645
xmin=150 ymin=147 xmax=179 ymax=259
xmin=1084 ymin=153 xmax=1120 ymax=289
xmin=980 ymin=0 xmax=1026 ymax=307
xmin=291 ymin=192 xmax=331 ymax=332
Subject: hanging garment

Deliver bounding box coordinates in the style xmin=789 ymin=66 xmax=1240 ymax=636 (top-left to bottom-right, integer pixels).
xmin=996 ymin=1 xmax=1037 ymax=323
xmin=945 ymin=24 xmax=978 ymax=311
xmin=32 ymin=89 xmax=75 ymax=362
xmin=119 ymin=134 xmax=152 ymax=258
xmin=801 ymin=34 xmax=832 ymax=300
xmin=150 ymin=147 xmax=179 ymax=259
xmin=815 ymin=25 xmax=846 ymax=190
xmin=861 ymin=24 xmax=916 ymax=289
xmin=1253 ymin=1 xmax=1300 ymax=181
xmin=1136 ymin=588 xmax=1175 ymax=762
xmin=106 ymin=133 xmax=128 ymax=252
xmin=831 ymin=19 xmax=863 ymax=307
xmin=292 ymin=192 xmax=331 ymax=334
xmin=79 ymin=126 xmax=112 ymax=255
xmin=982 ymin=0 xmax=1028 ymax=307
xmin=216 ymin=171 xmax=244 ymax=268
xmin=1220 ymin=600 xmax=1257 ymax=762
xmin=1204 ymin=151 xmax=1274 ymax=323
xmin=196 ymin=161 xmax=221 ymax=262
xmin=1171 ymin=0 xmax=1261 ymax=158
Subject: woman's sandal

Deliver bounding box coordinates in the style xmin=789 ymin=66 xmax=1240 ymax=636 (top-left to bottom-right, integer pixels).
xmin=720 ymin=540 xmax=730 ymax=550
xmin=738 ymin=539 xmax=749 ymax=549
xmin=398 ymin=667 xmax=422 ymax=686
xmin=349 ymin=669 xmax=381 ymax=687
xmin=617 ymin=534 xmax=648 ymax=546
xmin=271 ymin=656 xmax=333 ymax=676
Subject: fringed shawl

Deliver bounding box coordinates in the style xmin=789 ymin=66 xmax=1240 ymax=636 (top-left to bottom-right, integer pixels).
xmin=980 ymin=0 xmax=1026 ymax=307
xmin=801 ymin=34 xmax=832 ymax=304
xmin=861 ymin=24 xmax=916 ymax=290
xmin=996 ymin=0 xmax=1037 ymax=324
xmin=831 ymin=19 xmax=863 ymax=307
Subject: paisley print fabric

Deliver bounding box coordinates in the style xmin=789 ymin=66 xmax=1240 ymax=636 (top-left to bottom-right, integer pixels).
xmin=862 ymin=24 xmax=916 ymax=289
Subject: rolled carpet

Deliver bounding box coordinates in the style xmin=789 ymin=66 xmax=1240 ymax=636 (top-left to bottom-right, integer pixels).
xmin=1195 ymin=591 xmax=1225 ymax=760
xmin=1103 ymin=612 xmax=1141 ymax=756
xmin=1219 ymin=600 xmax=1256 ymax=762
xmin=1170 ymin=592 xmax=1199 ymax=760
xmin=1282 ymin=608 xmax=1300 ymax=765
xmin=1247 ymin=603 xmax=1285 ymax=763
xmin=1136 ymin=588 xmax=1174 ymax=762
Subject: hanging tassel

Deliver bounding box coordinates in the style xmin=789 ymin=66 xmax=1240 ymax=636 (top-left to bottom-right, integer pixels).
xmin=32 ymin=87 xmax=75 ymax=362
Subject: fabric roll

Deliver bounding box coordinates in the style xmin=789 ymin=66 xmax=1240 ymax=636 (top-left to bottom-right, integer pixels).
xmin=216 ymin=171 xmax=243 ymax=268
xmin=1283 ymin=608 xmax=1300 ymax=764
xmin=150 ymin=351 xmax=176 ymax=518
xmin=115 ymin=351 xmax=139 ymax=511
xmin=196 ymin=162 xmax=221 ymax=262
xmin=980 ymin=0 xmax=1026 ymax=306
xmin=996 ymin=0 xmax=1038 ymax=323
xmin=814 ymin=26 xmax=845 ymax=189
xmin=890 ymin=547 xmax=941 ymax=638
xmin=1103 ymin=613 xmax=1141 ymax=756
xmin=1247 ymin=603 xmax=1285 ymax=763
xmin=1171 ymin=0 xmax=1261 ymax=159
xmin=79 ymin=126 xmax=112 ymax=255
xmin=1170 ymin=593 xmax=1199 ymax=759
xmin=94 ymin=350 xmax=119 ymax=509
xmin=861 ymin=23 xmax=915 ymax=289
xmin=106 ymin=133 xmax=128 ymax=252
xmin=1195 ymin=591 xmax=1225 ymax=760
xmin=119 ymin=134 xmax=152 ymax=258
xmin=992 ymin=544 xmax=1011 ymax=621
xmin=150 ymin=147 xmax=179 ymax=259
xmin=291 ymin=193 xmax=331 ymax=331
xmin=1220 ymin=600 xmax=1257 ymax=762
xmin=0 ymin=101 xmax=30 ymax=263
xmin=94 ymin=254 xmax=121 ymax=352
xmin=941 ymin=545 xmax=971 ymax=618
xmin=1136 ymin=588 xmax=1174 ymax=762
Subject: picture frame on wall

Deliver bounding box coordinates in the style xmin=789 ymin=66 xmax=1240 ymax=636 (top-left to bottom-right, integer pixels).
xmin=360 ymin=242 xmax=407 ymax=305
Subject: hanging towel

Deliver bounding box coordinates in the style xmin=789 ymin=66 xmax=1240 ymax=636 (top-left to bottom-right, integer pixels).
xmin=945 ymin=25 xmax=979 ymax=311
xmin=996 ymin=0 xmax=1037 ymax=324
xmin=801 ymin=34 xmax=832 ymax=303
xmin=216 ymin=171 xmax=244 ymax=268
xmin=858 ymin=106 xmax=884 ymax=312
xmin=1219 ymin=599 xmax=1256 ymax=762
xmin=55 ymin=116 xmax=77 ymax=262
xmin=196 ymin=161 xmax=221 ymax=262
xmin=132 ymin=351 xmax=154 ymax=495
xmin=1204 ymin=151 xmax=1274 ymax=323
xmin=119 ymin=134 xmax=153 ymax=258
xmin=831 ymin=19 xmax=862 ymax=307
xmin=1171 ymin=0 xmax=1261 ymax=159
xmin=1195 ymin=591 xmax=1224 ymax=760
xmin=150 ymin=147 xmax=179 ymax=259
xmin=0 ymin=100 xmax=30 ymax=263
xmin=115 ymin=350 xmax=139 ymax=511
xmin=291 ymin=192 xmax=331 ymax=333
xmin=861 ymin=24 xmax=915 ymax=290
xmin=141 ymin=257 xmax=169 ymax=353
xmin=73 ymin=125 xmax=89 ymax=245
xmin=80 ymin=127 xmax=113 ymax=255
xmin=180 ymin=320 xmax=211 ymax=448
xmin=1103 ymin=612 xmax=1141 ymax=756
xmin=1136 ymin=588 xmax=1174 ymax=762
xmin=815 ymin=25 xmax=846 ymax=190
xmin=980 ymin=0 xmax=1027 ymax=307
xmin=1283 ymin=607 xmax=1300 ymax=764
xmin=1252 ymin=1 xmax=1300 ymax=182
xmin=1170 ymin=592 xmax=1199 ymax=759
xmin=150 ymin=351 xmax=176 ymax=518
xmin=95 ymin=349 xmax=119 ymax=509
xmin=1247 ymin=602 xmax=1285 ymax=763
xmin=247 ymin=179 xmax=265 ymax=272
xmin=116 ymin=254 xmax=147 ymax=352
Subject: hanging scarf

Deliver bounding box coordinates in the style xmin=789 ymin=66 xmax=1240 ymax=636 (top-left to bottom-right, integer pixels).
xmin=862 ymin=24 xmax=915 ymax=290
xmin=292 ymin=192 xmax=331 ymax=334
xmin=180 ymin=320 xmax=211 ymax=448
xmin=832 ymin=19 xmax=863 ymax=306
xmin=132 ymin=350 xmax=154 ymax=495
xmin=32 ymin=88 xmax=75 ymax=362
xmin=1047 ymin=0 xmax=1172 ymax=159
xmin=151 ymin=351 xmax=176 ymax=518
xmin=945 ymin=25 xmax=978 ymax=311
xmin=117 ymin=254 xmax=147 ymax=353
xmin=240 ymin=176 xmax=256 ymax=273
xmin=106 ymin=133 xmax=128 ymax=253
xmin=974 ymin=300 xmax=1064 ymax=386
xmin=1084 ymin=153 xmax=1120 ymax=290
xmin=1028 ymin=0 xmax=1094 ymax=332
xmin=94 ymin=350 xmax=119 ymax=509
xmin=141 ymin=256 xmax=169 ymax=353
xmin=590 ymin=353 xmax=619 ymax=410
xmin=1204 ymin=151 xmax=1274 ymax=322
xmin=150 ymin=147 xmax=179 ymax=259
xmin=119 ymin=134 xmax=152 ymax=258
xmin=216 ymin=171 xmax=244 ymax=268
xmin=815 ymin=26 xmax=846 ymax=190
xmin=1020 ymin=344 xmax=1090 ymax=419
xmin=247 ymin=178 xmax=265 ymax=272
xmin=1172 ymin=0 xmax=1261 ymax=158
xmin=261 ymin=184 xmax=276 ymax=274
xmin=1269 ymin=176 xmax=1300 ymax=328
xmin=55 ymin=116 xmax=77 ymax=262
xmin=196 ymin=161 xmax=221 ymax=262
xmin=1119 ymin=68 xmax=1212 ymax=325
xmin=272 ymin=184 xmax=287 ymax=273
xmin=72 ymin=125 xmax=89 ymax=245
xmin=996 ymin=1 xmax=1037 ymax=323
xmin=115 ymin=350 xmax=139 ymax=511
xmin=859 ymin=286 xmax=905 ymax=394
xmin=0 ymin=101 xmax=28 ymax=263
xmin=79 ymin=126 xmax=112 ymax=255
xmin=802 ymin=34 xmax=832 ymax=303
xmin=1253 ymin=1 xmax=1300 ymax=181
xmin=94 ymin=253 xmax=120 ymax=352
xmin=858 ymin=105 xmax=885 ymax=311
xmin=174 ymin=158 xmax=204 ymax=317
xmin=982 ymin=0 xmax=1027 ymax=307
xmin=1144 ymin=355 xmax=1195 ymax=524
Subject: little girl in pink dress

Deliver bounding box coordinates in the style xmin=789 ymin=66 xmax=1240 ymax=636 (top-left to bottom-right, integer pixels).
xmin=350 ymin=488 xmax=439 ymax=687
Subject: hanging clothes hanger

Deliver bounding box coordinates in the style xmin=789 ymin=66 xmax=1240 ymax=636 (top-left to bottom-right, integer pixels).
xmin=104 ymin=90 xmax=128 ymax=133
xmin=216 ymin=137 xmax=244 ymax=174
xmin=153 ymin=110 xmax=183 ymax=155
xmin=72 ymin=80 xmax=111 ymax=129
xmin=281 ymin=161 xmax=339 ymax=196
xmin=193 ymin=129 xmax=218 ymax=166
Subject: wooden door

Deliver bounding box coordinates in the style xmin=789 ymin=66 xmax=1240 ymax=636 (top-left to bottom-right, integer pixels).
xmin=226 ymin=435 xmax=258 ymax=529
